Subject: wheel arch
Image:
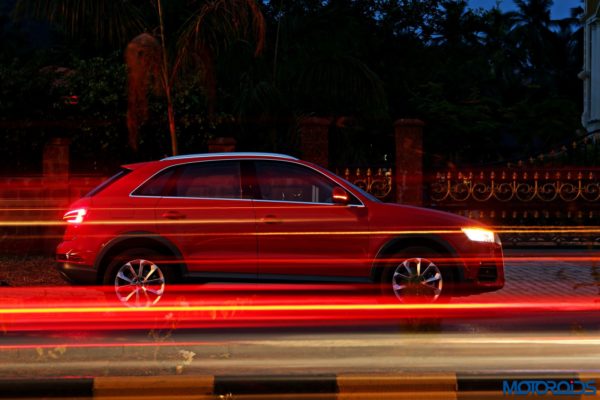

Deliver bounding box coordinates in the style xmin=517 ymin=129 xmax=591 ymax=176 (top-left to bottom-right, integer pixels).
xmin=370 ymin=235 xmax=465 ymax=283
xmin=94 ymin=232 xmax=186 ymax=284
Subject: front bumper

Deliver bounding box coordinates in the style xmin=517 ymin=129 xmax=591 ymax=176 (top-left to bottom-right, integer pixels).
xmin=452 ymin=243 xmax=505 ymax=296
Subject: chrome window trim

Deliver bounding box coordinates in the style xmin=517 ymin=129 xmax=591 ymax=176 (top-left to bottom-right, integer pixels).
xmin=161 ymin=152 xmax=297 ymax=161
xmin=129 ymin=159 xmax=243 ymax=199
xmin=252 ymin=198 xmax=365 ymax=207
xmin=129 ymin=158 xmax=366 ymax=207
xmin=128 ymin=194 xmax=252 ymax=202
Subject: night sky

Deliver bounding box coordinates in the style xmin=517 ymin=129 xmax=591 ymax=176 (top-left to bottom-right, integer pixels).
xmin=469 ymin=0 xmax=582 ymax=19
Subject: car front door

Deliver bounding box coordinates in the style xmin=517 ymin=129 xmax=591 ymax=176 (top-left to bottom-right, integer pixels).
xmin=252 ymin=160 xmax=370 ymax=280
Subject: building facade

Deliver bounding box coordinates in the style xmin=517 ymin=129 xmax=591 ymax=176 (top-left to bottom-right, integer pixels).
xmin=582 ymin=0 xmax=600 ymax=133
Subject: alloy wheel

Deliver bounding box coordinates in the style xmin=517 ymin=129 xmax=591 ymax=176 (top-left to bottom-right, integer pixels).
xmin=391 ymin=257 xmax=443 ymax=303
xmin=114 ymin=258 xmax=165 ymax=307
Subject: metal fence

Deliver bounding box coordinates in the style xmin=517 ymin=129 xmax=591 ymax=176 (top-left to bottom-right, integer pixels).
xmin=427 ymin=168 xmax=600 ymax=247
xmin=335 ymin=167 xmax=394 ymax=201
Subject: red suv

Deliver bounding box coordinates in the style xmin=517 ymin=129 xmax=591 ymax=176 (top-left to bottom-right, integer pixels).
xmin=57 ymin=153 xmax=504 ymax=305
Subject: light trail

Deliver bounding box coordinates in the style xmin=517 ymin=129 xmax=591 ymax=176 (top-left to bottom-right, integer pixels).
xmin=0 ymin=341 xmax=227 ymax=350
xmin=0 ymin=301 xmax=599 ymax=314
xmin=1 ymin=283 xmax=599 ymax=332
xmin=2 ymin=335 xmax=600 ymax=352
xmin=2 ymin=331 xmax=600 ymax=377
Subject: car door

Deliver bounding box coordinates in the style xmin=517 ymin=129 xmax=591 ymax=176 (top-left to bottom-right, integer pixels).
xmin=252 ymin=160 xmax=370 ymax=280
xmin=151 ymin=160 xmax=257 ymax=277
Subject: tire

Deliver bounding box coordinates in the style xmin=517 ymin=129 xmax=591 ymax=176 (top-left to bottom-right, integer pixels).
xmin=380 ymin=246 xmax=453 ymax=304
xmin=103 ymin=248 xmax=176 ymax=307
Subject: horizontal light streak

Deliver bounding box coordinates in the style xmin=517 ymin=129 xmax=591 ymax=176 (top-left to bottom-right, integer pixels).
xmin=442 ymin=337 xmax=600 ymax=346
xmin=0 ymin=341 xmax=223 ymax=350
xmin=1 ymin=302 xmax=598 ymax=315
xmin=2 ymin=336 xmax=599 ymax=352
xmin=2 ymin=219 xmax=599 ymax=236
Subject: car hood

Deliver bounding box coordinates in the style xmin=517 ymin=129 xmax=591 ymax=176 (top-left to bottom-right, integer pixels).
xmin=373 ymin=202 xmax=487 ymax=229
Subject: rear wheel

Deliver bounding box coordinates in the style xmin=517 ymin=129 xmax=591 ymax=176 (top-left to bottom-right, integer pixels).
xmin=104 ymin=248 xmax=175 ymax=307
xmin=380 ymin=247 xmax=452 ymax=303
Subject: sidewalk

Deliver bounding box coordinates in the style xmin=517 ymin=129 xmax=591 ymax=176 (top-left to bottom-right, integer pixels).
xmin=473 ymin=249 xmax=600 ymax=300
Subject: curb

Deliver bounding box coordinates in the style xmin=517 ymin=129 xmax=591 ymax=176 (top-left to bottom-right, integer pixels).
xmin=0 ymin=372 xmax=597 ymax=398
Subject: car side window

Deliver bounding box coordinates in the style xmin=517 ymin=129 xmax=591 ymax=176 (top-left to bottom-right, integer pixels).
xmin=254 ymin=161 xmax=345 ymax=204
xmin=172 ymin=161 xmax=242 ymax=199
xmin=133 ymin=161 xmax=242 ymax=199
xmin=132 ymin=167 xmax=176 ymax=197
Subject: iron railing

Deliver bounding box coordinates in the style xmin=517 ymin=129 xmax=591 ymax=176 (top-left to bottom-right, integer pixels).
xmin=429 ymin=168 xmax=600 ymax=222
xmin=336 ymin=167 xmax=394 ymax=201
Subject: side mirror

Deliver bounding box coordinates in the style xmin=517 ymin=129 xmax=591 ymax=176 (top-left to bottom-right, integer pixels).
xmin=332 ymin=186 xmax=349 ymax=205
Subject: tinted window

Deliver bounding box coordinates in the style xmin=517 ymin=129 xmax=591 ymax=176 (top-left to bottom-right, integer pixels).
xmin=86 ymin=168 xmax=131 ymax=197
xmin=255 ymin=161 xmax=356 ymax=204
xmin=171 ymin=161 xmax=241 ymax=199
xmin=133 ymin=167 xmax=176 ymax=197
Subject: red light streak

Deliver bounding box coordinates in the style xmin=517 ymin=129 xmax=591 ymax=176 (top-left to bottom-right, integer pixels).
xmin=0 ymin=341 xmax=226 ymax=351
xmin=1 ymin=284 xmax=599 ymax=332
xmin=0 ymin=302 xmax=598 ymax=315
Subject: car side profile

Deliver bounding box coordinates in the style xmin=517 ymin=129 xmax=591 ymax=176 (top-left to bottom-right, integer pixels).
xmin=57 ymin=153 xmax=504 ymax=306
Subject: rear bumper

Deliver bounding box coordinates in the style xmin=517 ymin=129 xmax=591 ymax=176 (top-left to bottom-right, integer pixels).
xmin=56 ymin=239 xmax=99 ymax=284
xmin=56 ymin=261 xmax=97 ymax=285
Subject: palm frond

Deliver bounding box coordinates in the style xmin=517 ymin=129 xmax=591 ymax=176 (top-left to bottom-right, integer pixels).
xmin=294 ymin=55 xmax=388 ymax=119
xmin=173 ymin=0 xmax=265 ymax=115
xmin=175 ymin=0 xmax=264 ymax=73
xmin=13 ymin=0 xmax=144 ymax=47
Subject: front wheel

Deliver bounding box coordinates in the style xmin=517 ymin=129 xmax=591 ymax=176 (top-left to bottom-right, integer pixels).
xmin=104 ymin=249 xmax=174 ymax=307
xmin=380 ymin=247 xmax=451 ymax=303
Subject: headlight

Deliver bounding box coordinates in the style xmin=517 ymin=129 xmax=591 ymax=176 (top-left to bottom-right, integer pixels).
xmin=461 ymin=227 xmax=499 ymax=244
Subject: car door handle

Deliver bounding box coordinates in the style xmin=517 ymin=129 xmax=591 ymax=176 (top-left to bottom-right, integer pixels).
xmin=262 ymin=215 xmax=283 ymax=224
xmin=161 ymin=211 xmax=186 ymax=220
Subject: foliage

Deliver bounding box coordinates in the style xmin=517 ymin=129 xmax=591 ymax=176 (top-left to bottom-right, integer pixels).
xmin=0 ymin=0 xmax=587 ymax=169
xmin=12 ymin=0 xmax=144 ymax=49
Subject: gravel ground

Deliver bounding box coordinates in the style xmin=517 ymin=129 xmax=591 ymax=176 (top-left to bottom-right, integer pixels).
xmin=0 ymin=256 xmax=66 ymax=286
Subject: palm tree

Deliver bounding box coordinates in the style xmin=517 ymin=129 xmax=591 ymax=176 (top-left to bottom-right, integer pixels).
xmin=547 ymin=6 xmax=583 ymax=97
xmin=481 ymin=6 xmax=519 ymax=88
xmin=14 ymin=0 xmax=266 ymax=155
xmin=13 ymin=0 xmax=144 ymax=49
xmin=433 ymin=0 xmax=483 ymax=48
xmin=512 ymin=0 xmax=555 ymax=81
xmin=126 ymin=0 xmax=265 ymax=155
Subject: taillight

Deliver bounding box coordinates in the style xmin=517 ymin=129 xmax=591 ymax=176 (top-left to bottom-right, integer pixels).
xmin=63 ymin=208 xmax=87 ymax=224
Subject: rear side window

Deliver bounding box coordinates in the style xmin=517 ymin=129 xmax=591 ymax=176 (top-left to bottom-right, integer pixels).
xmin=172 ymin=161 xmax=241 ymax=199
xmin=132 ymin=167 xmax=176 ymax=197
xmin=134 ymin=161 xmax=242 ymax=199
xmin=85 ymin=168 xmax=131 ymax=197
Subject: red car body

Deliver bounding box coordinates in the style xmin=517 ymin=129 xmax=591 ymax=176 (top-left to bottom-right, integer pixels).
xmin=56 ymin=153 xmax=504 ymax=303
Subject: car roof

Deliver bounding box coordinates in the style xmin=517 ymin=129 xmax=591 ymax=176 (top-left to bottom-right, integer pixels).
xmin=161 ymin=152 xmax=298 ymax=161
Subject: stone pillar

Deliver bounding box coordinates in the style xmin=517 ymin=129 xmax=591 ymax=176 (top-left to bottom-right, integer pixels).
xmin=42 ymin=137 xmax=71 ymax=253
xmin=394 ymin=119 xmax=424 ymax=206
xmin=43 ymin=138 xmax=70 ymax=179
xmin=207 ymin=137 xmax=236 ymax=152
xmin=298 ymin=117 xmax=331 ymax=168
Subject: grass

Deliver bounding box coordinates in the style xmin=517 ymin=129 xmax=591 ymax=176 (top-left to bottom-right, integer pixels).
xmin=0 ymin=256 xmax=66 ymax=286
